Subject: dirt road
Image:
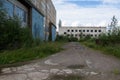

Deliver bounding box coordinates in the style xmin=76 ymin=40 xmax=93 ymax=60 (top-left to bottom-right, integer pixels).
xmin=0 ymin=42 xmax=120 ymax=80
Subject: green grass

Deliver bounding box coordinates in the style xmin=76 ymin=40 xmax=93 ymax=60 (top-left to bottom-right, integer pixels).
xmin=0 ymin=42 xmax=64 ymax=65
xmin=81 ymin=41 xmax=120 ymax=59
xmin=112 ymin=69 xmax=120 ymax=75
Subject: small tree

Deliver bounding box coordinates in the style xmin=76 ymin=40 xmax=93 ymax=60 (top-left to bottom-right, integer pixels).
xmin=109 ymin=16 xmax=118 ymax=33
xmin=58 ymin=19 xmax=62 ymax=28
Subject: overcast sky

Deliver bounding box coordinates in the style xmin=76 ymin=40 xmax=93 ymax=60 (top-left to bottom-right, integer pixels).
xmin=52 ymin=0 xmax=120 ymax=27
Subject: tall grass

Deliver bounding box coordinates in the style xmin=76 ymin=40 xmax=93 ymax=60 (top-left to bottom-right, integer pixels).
xmin=0 ymin=42 xmax=64 ymax=65
xmin=80 ymin=29 xmax=120 ymax=58
xmin=81 ymin=39 xmax=120 ymax=59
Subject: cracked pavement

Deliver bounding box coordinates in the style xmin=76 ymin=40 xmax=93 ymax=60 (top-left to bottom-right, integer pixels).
xmin=0 ymin=42 xmax=120 ymax=80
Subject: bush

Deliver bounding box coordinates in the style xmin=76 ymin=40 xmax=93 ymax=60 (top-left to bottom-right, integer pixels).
xmin=68 ymin=36 xmax=78 ymax=42
xmin=0 ymin=17 xmax=33 ymax=50
xmin=0 ymin=3 xmax=33 ymax=50
xmin=56 ymin=35 xmax=78 ymax=42
xmin=79 ymin=35 xmax=93 ymax=42
xmin=98 ymin=30 xmax=120 ymax=46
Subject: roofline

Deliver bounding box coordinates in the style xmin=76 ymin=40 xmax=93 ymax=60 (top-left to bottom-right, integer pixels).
xmin=21 ymin=0 xmax=45 ymax=17
xmin=50 ymin=0 xmax=56 ymax=12
xmin=50 ymin=22 xmax=56 ymax=28
xmin=61 ymin=26 xmax=106 ymax=28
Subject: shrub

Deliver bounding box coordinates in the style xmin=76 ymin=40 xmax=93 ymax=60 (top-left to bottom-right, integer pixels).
xmin=56 ymin=35 xmax=78 ymax=42
xmin=98 ymin=34 xmax=109 ymax=46
xmin=79 ymin=35 xmax=93 ymax=42
xmin=0 ymin=5 xmax=33 ymax=50
xmin=0 ymin=17 xmax=33 ymax=50
xmin=56 ymin=35 xmax=69 ymax=42
xmin=98 ymin=30 xmax=120 ymax=46
xmin=68 ymin=36 xmax=78 ymax=42
xmin=0 ymin=42 xmax=63 ymax=64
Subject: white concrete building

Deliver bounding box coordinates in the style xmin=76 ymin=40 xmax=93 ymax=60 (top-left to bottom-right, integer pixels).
xmin=59 ymin=26 xmax=106 ymax=39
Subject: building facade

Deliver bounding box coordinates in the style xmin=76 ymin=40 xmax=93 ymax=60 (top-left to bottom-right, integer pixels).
xmin=59 ymin=26 xmax=106 ymax=39
xmin=2 ymin=0 xmax=56 ymax=41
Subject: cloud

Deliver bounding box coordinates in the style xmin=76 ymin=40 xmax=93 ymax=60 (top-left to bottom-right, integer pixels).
xmin=52 ymin=0 xmax=120 ymax=27
xmin=102 ymin=0 xmax=120 ymax=4
xmin=71 ymin=21 xmax=81 ymax=26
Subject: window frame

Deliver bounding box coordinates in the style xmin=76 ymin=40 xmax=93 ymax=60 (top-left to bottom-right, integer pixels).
xmin=15 ymin=6 xmax=27 ymax=23
xmin=5 ymin=0 xmax=14 ymax=17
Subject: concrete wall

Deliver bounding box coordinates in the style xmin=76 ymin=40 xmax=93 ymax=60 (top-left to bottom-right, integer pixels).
xmin=29 ymin=0 xmax=56 ymax=41
xmin=29 ymin=0 xmax=56 ymax=25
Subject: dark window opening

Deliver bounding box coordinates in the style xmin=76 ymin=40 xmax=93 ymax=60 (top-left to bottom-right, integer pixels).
xmin=64 ymin=32 xmax=67 ymax=34
xmin=99 ymin=30 xmax=101 ymax=32
xmin=83 ymin=30 xmax=85 ymax=32
xmin=79 ymin=34 xmax=81 ymax=36
xmin=67 ymin=30 xmax=70 ymax=32
xmin=75 ymin=34 xmax=77 ymax=36
xmin=91 ymin=30 xmax=93 ymax=32
xmin=95 ymin=30 xmax=97 ymax=32
xmin=71 ymin=30 xmax=74 ymax=32
xmin=79 ymin=30 xmax=81 ymax=32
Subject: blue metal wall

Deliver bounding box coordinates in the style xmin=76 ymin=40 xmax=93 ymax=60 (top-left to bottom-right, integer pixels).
xmin=51 ymin=25 xmax=56 ymax=41
xmin=3 ymin=0 xmax=14 ymax=17
xmin=32 ymin=8 xmax=45 ymax=41
xmin=2 ymin=0 xmax=54 ymax=41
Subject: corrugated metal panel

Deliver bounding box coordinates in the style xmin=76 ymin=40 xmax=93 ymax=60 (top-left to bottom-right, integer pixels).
xmin=3 ymin=0 xmax=14 ymax=17
xmin=32 ymin=8 xmax=45 ymax=41
xmin=51 ymin=25 xmax=56 ymax=41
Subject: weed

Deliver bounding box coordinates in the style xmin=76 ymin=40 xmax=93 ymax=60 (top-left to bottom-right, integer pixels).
xmin=113 ymin=69 xmax=120 ymax=75
xmin=81 ymin=42 xmax=120 ymax=59
xmin=47 ymin=74 xmax=84 ymax=80
xmin=0 ymin=42 xmax=64 ymax=65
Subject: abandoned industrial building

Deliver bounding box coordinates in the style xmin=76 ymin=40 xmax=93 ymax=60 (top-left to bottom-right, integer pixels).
xmin=2 ymin=0 xmax=56 ymax=41
xmin=59 ymin=26 xmax=106 ymax=39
